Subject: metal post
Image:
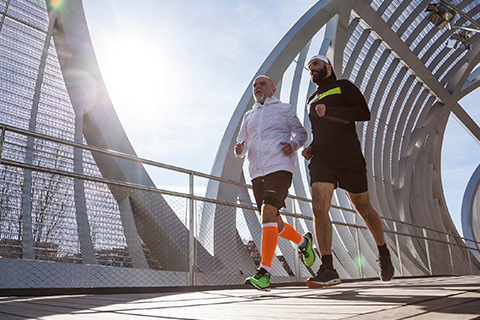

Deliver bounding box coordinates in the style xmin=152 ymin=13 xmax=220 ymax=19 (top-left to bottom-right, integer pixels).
xmin=188 ymin=172 xmax=195 ymax=286
xmin=423 ymin=228 xmax=432 ymax=275
xmin=293 ymin=198 xmax=301 ymax=282
xmin=354 ymin=213 xmax=363 ymax=278
xmin=393 ymin=222 xmax=404 ymax=276
xmin=0 ymin=124 xmax=6 ymax=165
xmin=466 ymin=240 xmax=473 ymax=276
xmin=447 ymin=234 xmax=454 ymax=275
xmin=465 ymin=240 xmax=473 ymax=276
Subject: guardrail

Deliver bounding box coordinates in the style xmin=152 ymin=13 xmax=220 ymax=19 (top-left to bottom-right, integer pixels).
xmin=0 ymin=123 xmax=478 ymax=290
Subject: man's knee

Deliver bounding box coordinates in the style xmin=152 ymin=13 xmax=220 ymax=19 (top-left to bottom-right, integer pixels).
xmin=311 ymin=182 xmax=334 ymax=218
xmin=350 ymin=192 xmax=373 ymax=213
xmin=312 ymin=201 xmax=329 ymax=219
xmin=261 ymin=204 xmax=278 ymax=223
xmin=355 ymin=200 xmax=371 ymax=214
xmin=354 ymin=201 xmax=380 ymax=222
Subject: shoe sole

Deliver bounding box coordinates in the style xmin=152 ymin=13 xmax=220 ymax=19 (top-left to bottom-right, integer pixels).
xmin=381 ymin=275 xmax=394 ymax=282
xmin=244 ymin=279 xmax=271 ymax=292
xmin=306 ymin=278 xmax=341 ymax=289
xmin=380 ymin=267 xmax=395 ymax=282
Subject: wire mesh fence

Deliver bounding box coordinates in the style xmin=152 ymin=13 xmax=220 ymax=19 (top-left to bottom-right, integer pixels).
xmin=0 ymin=123 xmax=479 ymax=292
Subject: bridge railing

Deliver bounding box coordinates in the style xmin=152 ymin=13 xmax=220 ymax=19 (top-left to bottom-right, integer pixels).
xmin=0 ymin=123 xmax=478 ymax=292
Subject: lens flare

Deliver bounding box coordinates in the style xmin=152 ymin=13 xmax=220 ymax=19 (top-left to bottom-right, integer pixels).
xmin=354 ymin=255 xmax=366 ymax=268
xmin=63 ymin=68 xmax=99 ymax=115
xmin=50 ymin=0 xmax=64 ymax=9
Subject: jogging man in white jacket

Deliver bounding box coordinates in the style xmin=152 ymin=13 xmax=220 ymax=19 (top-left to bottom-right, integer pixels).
xmin=235 ymin=75 xmax=312 ymax=291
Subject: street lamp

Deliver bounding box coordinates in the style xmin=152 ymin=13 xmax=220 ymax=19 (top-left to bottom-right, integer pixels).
xmin=448 ymin=32 xmax=471 ymax=50
xmin=426 ymin=3 xmax=455 ymax=29
xmin=425 ymin=0 xmax=480 ymax=50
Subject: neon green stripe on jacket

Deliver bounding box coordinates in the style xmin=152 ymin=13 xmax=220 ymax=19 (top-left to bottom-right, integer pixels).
xmin=317 ymin=87 xmax=341 ymax=100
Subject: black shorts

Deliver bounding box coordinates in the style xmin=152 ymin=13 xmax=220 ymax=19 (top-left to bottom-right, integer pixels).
xmin=252 ymin=171 xmax=292 ymax=211
xmin=308 ymin=158 xmax=368 ymax=194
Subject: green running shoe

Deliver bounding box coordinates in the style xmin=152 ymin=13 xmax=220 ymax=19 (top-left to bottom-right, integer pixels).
xmin=244 ymin=267 xmax=271 ymax=291
xmin=300 ymin=232 xmax=315 ymax=267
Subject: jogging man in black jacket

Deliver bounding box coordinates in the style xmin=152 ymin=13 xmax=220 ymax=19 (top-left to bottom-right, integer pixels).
xmin=302 ymin=55 xmax=394 ymax=288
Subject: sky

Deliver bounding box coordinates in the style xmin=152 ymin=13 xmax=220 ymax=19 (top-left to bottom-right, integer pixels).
xmin=81 ymin=0 xmax=480 ymax=238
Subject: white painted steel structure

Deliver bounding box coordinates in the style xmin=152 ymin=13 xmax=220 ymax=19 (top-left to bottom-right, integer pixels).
xmin=0 ymin=0 xmax=479 ymax=293
xmin=205 ymin=0 xmax=480 ymax=277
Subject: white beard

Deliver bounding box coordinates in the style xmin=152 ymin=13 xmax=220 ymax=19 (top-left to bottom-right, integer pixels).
xmin=254 ymin=93 xmax=265 ymax=103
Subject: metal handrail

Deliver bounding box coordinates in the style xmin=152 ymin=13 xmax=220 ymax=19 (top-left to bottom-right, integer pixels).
xmin=2 ymin=123 xmax=253 ymax=190
xmin=0 ymin=123 xmax=479 ymax=259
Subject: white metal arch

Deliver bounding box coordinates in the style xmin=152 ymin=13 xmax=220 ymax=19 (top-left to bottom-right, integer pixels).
xmin=206 ymin=0 xmax=480 ymax=277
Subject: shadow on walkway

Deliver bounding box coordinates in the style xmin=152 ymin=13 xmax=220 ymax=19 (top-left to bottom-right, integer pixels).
xmin=0 ymin=275 xmax=479 ymax=319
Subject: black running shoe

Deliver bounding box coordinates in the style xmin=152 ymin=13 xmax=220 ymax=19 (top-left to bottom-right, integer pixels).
xmin=377 ymin=253 xmax=394 ymax=281
xmin=306 ymin=264 xmax=341 ymax=289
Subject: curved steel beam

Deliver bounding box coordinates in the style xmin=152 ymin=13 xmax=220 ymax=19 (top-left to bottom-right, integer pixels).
xmin=207 ymin=0 xmax=480 ymax=277
xmin=47 ymin=0 xmax=217 ymax=272
xmin=201 ymin=0 xmax=344 ymax=274
xmin=462 ymin=163 xmax=480 ymax=260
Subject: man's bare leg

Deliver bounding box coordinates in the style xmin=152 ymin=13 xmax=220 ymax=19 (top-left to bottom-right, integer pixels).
xmin=311 ymin=182 xmax=335 ymax=256
xmin=347 ymin=191 xmax=394 ymax=281
xmin=307 ymin=182 xmax=341 ymax=288
xmin=347 ymin=191 xmax=385 ymax=245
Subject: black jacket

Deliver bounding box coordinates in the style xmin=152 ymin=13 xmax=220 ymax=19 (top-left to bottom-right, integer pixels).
xmin=307 ymin=75 xmax=370 ymax=161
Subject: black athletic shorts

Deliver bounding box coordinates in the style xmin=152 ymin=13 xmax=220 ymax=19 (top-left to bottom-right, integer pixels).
xmin=252 ymin=170 xmax=292 ymax=211
xmin=308 ymin=158 xmax=368 ymax=194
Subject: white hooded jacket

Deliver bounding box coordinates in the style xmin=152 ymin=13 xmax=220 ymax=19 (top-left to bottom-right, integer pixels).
xmin=236 ymin=96 xmax=307 ymax=179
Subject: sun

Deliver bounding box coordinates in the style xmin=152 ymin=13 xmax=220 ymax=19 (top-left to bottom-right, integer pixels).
xmin=94 ymin=29 xmax=189 ymax=122
xmin=98 ymin=36 xmax=158 ymax=110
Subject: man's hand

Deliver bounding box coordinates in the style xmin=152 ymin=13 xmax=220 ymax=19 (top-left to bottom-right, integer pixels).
xmin=302 ymin=146 xmax=312 ymax=160
xmin=235 ymin=140 xmax=245 ymax=155
xmin=315 ymin=104 xmax=326 ymax=117
xmin=280 ymin=142 xmax=292 ymax=155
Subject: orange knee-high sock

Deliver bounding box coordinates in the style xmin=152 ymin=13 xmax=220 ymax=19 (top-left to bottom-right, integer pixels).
xmin=278 ymin=223 xmax=303 ymax=245
xmin=260 ymin=222 xmax=278 ymax=272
